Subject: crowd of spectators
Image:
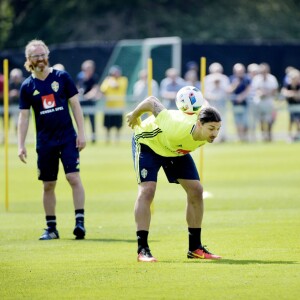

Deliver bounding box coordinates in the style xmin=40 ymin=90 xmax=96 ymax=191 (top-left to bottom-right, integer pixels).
xmin=1 ymin=60 xmax=299 ymax=143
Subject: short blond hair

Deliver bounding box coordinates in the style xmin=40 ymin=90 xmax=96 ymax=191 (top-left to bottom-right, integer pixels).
xmin=24 ymin=39 xmax=50 ymax=72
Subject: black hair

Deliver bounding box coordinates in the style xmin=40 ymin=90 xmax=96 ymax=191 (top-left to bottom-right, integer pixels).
xmin=198 ymin=106 xmax=222 ymax=124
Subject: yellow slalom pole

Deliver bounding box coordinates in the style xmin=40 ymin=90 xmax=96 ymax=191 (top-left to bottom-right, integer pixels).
xmin=3 ymin=59 xmax=9 ymax=211
xmin=199 ymin=57 xmax=206 ymax=182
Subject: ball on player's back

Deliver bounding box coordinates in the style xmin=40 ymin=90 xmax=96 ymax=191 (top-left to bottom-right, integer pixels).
xmin=176 ymin=86 xmax=204 ymax=114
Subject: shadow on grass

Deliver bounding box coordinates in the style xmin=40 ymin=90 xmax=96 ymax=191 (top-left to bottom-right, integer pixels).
xmin=182 ymin=259 xmax=299 ymax=265
xmin=69 ymin=238 xmax=137 ymax=243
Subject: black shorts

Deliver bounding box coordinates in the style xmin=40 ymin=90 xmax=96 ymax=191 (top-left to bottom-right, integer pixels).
xmin=132 ymin=138 xmax=200 ymax=184
xmin=36 ymin=138 xmax=80 ymax=181
xmin=104 ymin=114 xmax=123 ymax=129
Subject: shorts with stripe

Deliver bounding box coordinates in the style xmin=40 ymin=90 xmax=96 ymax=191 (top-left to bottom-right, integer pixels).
xmin=132 ymin=137 xmax=199 ymax=184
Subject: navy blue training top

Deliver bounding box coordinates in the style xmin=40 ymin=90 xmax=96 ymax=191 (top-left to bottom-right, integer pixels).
xmin=229 ymin=75 xmax=251 ymax=106
xmin=19 ymin=68 xmax=78 ymax=146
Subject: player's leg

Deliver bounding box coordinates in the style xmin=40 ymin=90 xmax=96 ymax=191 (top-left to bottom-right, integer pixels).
xmin=133 ymin=140 xmax=160 ymax=262
xmin=37 ymin=145 xmax=60 ymax=240
xmin=66 ymin=172 xmax=85 ymax=210
xmin=179 ymin=179 xmax=204 ymax=228
xmin=179 ymin=179 xmax=221 ymax=259
xmin=135 ymin=181 xmax=156 ymax=231
xmin=167 ymin=154 xmax=221 ymax=260
xmin=135 ymin=181 xmax=157 ymax=262
xmin=66 ymin=172 xmax=86 ymax=239
xmin=61 ymin=140 xmax=86 ymax=239
xmin=43 ymin=181 xmax=57 ymax=216
xmin=40 ymin=180 xmax=60 ymax=240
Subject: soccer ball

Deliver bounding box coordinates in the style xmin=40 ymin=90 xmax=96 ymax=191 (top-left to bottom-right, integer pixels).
xmin=176 ymin=86 xmax=204 ymax=114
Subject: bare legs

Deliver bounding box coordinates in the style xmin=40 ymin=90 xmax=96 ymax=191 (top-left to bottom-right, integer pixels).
xmin=42 ymin=172 xmax=85 ymax=215
xmin=134 ymin=179 xmax=203 ymax=230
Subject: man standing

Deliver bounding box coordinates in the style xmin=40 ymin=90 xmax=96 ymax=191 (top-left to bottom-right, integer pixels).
xmin=76 ymin=60 xmax=99 ymax=143
xmin=100 ymin=65 xmax=128 ymax=143
xmin=18 ymin=40 xmax=86 ymax=240
xmin=126 ymin=95 xmax=222 ymax=262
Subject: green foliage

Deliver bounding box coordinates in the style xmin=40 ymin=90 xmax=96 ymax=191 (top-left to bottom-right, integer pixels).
xmin=1 ymin=0 xmax=300 ymax=49
xmin=0 ymin=140 xmax=300 ymax=299
xmin=0 ymin=0 xmax=14 ymax=48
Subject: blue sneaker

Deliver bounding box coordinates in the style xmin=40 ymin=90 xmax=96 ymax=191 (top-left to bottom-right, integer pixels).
xmin=73 ymin=223 xmax=86 ymax=240
xmin=39 ymin=228 xmax=59 ymax=240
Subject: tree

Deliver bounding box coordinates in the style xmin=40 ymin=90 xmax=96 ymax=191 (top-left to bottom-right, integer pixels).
xmin=1 ymin=0 xmax=300 ymax=49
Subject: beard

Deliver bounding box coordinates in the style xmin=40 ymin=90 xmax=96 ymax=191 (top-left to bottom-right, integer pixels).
xmin=208 ymin=136 xmax=216 ymax=143
xmin=32 ymin=58 xmax=49 ymax=72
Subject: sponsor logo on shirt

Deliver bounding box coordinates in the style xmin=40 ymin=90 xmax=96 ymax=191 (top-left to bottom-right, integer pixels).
xmin=42 ymin=94 xmax=56 ymax=109
xmin=40 ymin=94 xmax=64 ymax=115
xmin=176 ymin=149 xmax=191 ymax=155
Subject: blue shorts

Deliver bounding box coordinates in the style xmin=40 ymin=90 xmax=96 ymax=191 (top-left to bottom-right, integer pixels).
xmin=36 ymin=138 xmax=80 ymax=181
xmin=232 ymin=105 xmax=248 ymax=128
xmin=132 ymin=138 xmax=200 ymax=184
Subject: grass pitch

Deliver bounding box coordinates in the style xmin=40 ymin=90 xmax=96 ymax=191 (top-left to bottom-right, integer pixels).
xmin=0 ymin=140 xmax=300 ymax=299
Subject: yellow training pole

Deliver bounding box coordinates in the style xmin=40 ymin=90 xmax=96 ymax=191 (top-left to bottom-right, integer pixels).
xmin=199 ymin=57 xmax=206 ymax=182
xmin=3 ymin=59 xmax=9 ymax=211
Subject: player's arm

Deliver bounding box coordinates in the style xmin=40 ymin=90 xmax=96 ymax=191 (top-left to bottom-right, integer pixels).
xmin=69 ymin=95 xmax=86 ymax=151
xmin=126 ymin=96 xmax=165 ymax=129
xmin=17 ymin=109 xmax=30 ymax=163
xmin=83 ymin=83 xmax=100 ymax=101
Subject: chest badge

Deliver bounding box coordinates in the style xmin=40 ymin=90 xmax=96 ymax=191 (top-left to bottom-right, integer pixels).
xmin=51 ymin=81 xmax=59 ymax=92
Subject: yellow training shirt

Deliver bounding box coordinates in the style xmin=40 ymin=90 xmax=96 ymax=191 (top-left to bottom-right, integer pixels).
xmin=100 ymin=76 xmax=128 ymax=108
xmin=134 ymin=109 xmax=206 ymax=157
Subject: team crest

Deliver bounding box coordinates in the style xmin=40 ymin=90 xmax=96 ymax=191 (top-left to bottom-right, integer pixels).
xmin=51 ymin=81 xmax=59 ymax=92
xmin=141 ymin=168 xmax=148 ymax=179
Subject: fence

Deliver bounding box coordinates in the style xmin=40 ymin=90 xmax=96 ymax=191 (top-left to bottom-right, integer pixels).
xmin=1 ymin=99 xmax=299 ymax=144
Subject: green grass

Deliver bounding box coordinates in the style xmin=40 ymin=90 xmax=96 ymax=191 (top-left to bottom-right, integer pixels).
xmin=0 ymin=141 xmax=300 ymax=299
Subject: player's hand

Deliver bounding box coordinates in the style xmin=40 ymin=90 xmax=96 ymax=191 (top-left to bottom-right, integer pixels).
xmin=76 ymin=133 xmax=86 ymax=151
xmin=126 ymin=112 xmax=141 ymax=129
xmin=18 ymin=147 xmax=27 ymax=163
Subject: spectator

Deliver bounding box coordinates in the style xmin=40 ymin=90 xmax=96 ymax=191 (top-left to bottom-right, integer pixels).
xmin=133 ymin=69 xmax=159 ymax=120
xmin=228 ymin=63 xmax=251 ymax=142
xmin=185 ymin=61 xmax=199 ymax=75
xmin=160 ymin=68 xmax=185 ymax=109
xmin=282 ymin=66 xmax=296 ymax=86
xmin=133 ymin=69 xmax=159 ymax=101
xmin=184 ymin=69 xmax=201 ymax=90
xmin=100 ymin=65 xmax=128 ymax=143
xmin=281 ymin=68 xmax=300 ymax=142
xmin=52 ymin=63 xmax=65 ymax=71
xmin=204 ymin=62 xmax=230 ymax=142
xmin=251 ymin=63 xmax=279 ymax=142
xmin=247 ymin=63 xmax=260 ymax=142
xmin=76 ymin=60 xmax=99 ymax=143
xmin=9 ymin=68 xmax=24 ymax=134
